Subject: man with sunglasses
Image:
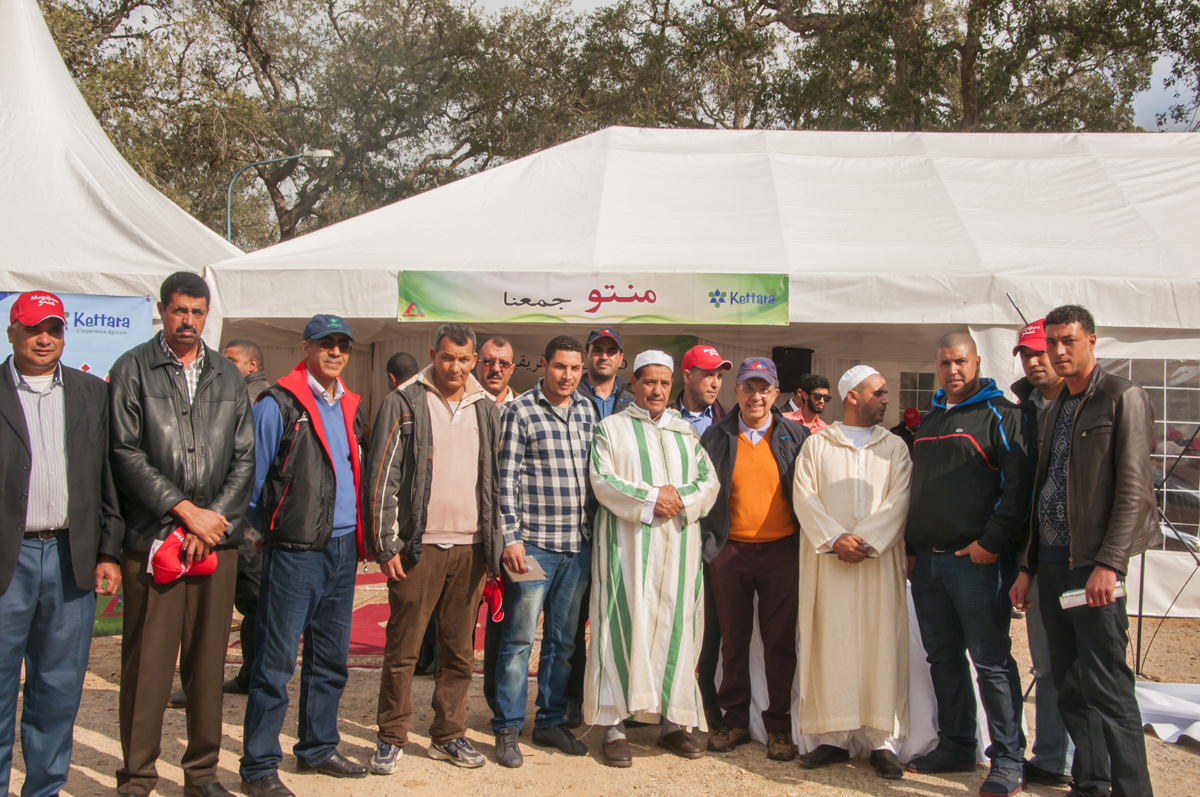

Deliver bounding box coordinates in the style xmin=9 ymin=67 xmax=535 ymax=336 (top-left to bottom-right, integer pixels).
xmin=478 ymin=336 xmax=518 ymax=408
xmin=782 ymin=373 xmax=831 ymax=434
xmin=241 ymin=315 xmax=368 ymax=797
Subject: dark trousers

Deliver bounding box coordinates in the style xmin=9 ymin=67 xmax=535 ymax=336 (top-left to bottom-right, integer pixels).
xmin=492 ymin=543 xmax=591 ymax=732
xmin=240 ymin=533 xmax=358 ymax=782
xmin=910 ymin=549 xmax=1025 ymax=766
xmin=710 ymin=536 xmax=799 ymax=733
xmin=1038 ymin=562 xmax=1153 ymax=797
xmin=0 ymin=537 xmax=94 ymax=797
xmin=565 ymin=585 xmax=588 ymax=704
xmin=118 ymin=548 xmax=237 ymax=795
xmin=377 ymin=544 xmax=486 ymax=745
xmin=483 ymin=612 xmax=501 ymax=714
xmin=697 ymin=563 xmax=722 ymax=725
xmin=233 ymin=540 xmax=262 ymax=689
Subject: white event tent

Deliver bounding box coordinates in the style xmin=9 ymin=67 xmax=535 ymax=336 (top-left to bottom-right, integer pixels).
xmin=0 ymin=0 xmax=239 ymax=339
xmin=209 ymin=126 xmax=1200 ymax=608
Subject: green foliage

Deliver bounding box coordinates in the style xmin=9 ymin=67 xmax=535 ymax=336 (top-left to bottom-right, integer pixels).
xmin=38 ymin=0 xmax=1197 ymax=251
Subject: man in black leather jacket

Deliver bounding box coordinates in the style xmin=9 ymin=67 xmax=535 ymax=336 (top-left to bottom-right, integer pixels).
xmin=109 ymin=272 xmax=254 ymax=797
xmin=1011 ymin=305 xmax=1158 ymax=797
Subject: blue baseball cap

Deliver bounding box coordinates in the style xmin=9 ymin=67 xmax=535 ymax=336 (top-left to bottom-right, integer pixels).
xmin=736 ymin=356 xmax=778 ymax=385
xmin=586 ymin=327 xmax=623 ymax=350
xmin=303 ymin=314 xmax=354 ymax=342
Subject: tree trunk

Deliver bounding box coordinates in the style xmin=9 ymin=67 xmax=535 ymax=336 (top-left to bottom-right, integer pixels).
xmin=891 ymin=0 xmax=925 ymax=130
xmin=960 ymin=0 xmax=983 ymax=131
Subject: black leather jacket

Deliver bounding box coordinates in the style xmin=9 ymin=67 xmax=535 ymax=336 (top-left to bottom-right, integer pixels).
xmin=108 ymin=335 xmax=255 ymax=552
xmin=1021 ymin=364 xmax=1162 ymax=575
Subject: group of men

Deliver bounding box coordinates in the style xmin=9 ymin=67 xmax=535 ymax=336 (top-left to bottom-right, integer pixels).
xmin=0 ymin=271 xmax=1156 ymax=797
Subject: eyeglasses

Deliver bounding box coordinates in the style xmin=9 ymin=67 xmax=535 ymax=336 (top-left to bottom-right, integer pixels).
xmin=809 ymin=393 xmax=831 ymax=403
xmin=317 ymin=337 xmax=352 ymax=352
xmin=481 ymin=358 xmax=515 ymax=371
xmin=736 ymin=383 xmax=777 ymax=397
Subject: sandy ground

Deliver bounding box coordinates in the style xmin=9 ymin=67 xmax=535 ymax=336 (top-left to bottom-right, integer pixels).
xmin=10 ymin=614 xmax=1200 ymax=797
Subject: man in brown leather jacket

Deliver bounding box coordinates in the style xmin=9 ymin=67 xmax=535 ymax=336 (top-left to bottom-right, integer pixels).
xmin=1011 ymin=304 xmax=1159 ymax=797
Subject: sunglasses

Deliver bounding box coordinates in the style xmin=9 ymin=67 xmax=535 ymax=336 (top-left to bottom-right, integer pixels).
xmin=808 ymin=393 xmax=831 ymax=403
xmin=317 ymin=336 xmax=353 ymax=352
xmin=481 ymin=358 xmax=515 ymax=370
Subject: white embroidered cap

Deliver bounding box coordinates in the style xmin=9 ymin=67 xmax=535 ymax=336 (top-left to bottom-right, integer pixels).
xmin=838 ymin=365 xmax=881 ymax=400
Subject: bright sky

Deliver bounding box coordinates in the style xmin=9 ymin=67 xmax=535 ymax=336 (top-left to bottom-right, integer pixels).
xmin=476 ymin=0 xmax=1187 ymax=132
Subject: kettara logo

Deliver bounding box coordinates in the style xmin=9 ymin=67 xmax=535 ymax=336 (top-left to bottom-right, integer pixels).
xmin=708 ymin=288 xmax=776 ymax=308
xmin=66 ymin=310 xmax=131 ymax=329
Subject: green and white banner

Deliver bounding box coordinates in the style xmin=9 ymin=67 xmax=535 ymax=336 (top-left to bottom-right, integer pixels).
xmin=397 ymin=271 xmax=788 ymax=325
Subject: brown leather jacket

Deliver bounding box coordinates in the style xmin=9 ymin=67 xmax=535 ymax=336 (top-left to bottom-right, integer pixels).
xmin=1022 ymin=364 xmax=1161 ymax=575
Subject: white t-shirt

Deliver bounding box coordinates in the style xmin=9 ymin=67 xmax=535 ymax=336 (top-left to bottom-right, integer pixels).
xmin=841 ymin=424 xmax=875 ymax=449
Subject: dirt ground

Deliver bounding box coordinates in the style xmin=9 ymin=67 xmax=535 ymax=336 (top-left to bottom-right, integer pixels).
xmin=11 ymin=615 xmax=1200 ymax=797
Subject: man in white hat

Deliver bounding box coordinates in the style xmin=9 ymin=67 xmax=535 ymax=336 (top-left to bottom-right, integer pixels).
xmin=584 ymin=350 xmax=720 ymax=768
xmin=792 ymin=366 xmax=911 ymax=780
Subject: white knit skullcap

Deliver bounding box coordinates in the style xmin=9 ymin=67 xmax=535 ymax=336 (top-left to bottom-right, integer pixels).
xmin=632 ymin=350 xmax=674 ymax=373
xmin=838 ymin=365 xmax=880 ymax=400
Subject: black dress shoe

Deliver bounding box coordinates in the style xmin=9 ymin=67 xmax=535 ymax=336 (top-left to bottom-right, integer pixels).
xmin=532 ymin=724 xmax=588 ymax=755
xmin=798 ymin=744 xmax=851 ymax=769
xmin=241 ymin=773 xmax=295 ymax=797
xmin=297 ymin=750 xmax=369 ymax=778
xmin=223 ymin=677 xmax=249 ymax=695
xmin=168 ymin=688 xmax=187 ymax=708
xmin=184 ymin=783 xmax=237 ymax=797
xmin=1024 ymin=760 xmax=1072 ymax=786
xmin=870 ymin=749 xmax=904 ymax=779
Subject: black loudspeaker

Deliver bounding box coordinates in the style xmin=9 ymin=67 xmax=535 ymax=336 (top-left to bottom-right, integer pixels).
xmin=772 ymin=347 xmax=814 ymax=393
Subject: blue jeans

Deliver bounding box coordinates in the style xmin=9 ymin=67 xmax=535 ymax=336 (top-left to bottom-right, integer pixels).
xmin=491 ymin=543 xmax=591 ymax=732
xmin=1026 ymin=576 xmax=1075 ymax=775
xmin=0 ymin=537 xmax=95 ymax=797
xmin=910 ymin=549 xmax=1025 ymax=766
xmin=241 ymin=533 xmax=358 ymax=781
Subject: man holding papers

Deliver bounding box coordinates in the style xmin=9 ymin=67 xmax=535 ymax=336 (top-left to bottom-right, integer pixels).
xmin=492 ymin=336 xmax=599 ymax=767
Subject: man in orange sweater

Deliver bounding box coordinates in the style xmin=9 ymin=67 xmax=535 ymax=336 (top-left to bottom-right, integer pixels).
xmin=699 ymin=357 xmax=809 ymax=761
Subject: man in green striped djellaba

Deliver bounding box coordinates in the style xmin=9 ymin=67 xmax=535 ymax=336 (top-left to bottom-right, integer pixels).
xmin=584 ymin=350 xmax=720 ymax=768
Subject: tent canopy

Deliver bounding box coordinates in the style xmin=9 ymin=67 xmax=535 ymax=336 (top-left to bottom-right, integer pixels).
xmin=208 ymin=126 xmax=1200 ymax=330
xmin=0 ymin=0 xmax=239 ymax=301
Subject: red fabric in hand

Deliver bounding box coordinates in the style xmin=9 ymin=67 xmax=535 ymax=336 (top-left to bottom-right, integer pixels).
xmin=152 ymin=527 xmax=217 ymax=584
xmin=482 ymin=575 xmax=505 ymax=622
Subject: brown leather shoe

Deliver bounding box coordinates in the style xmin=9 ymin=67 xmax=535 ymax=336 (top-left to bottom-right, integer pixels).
xmin=657 ymin=730 xmax=705 ymax=759
xmin=767 ymin=732 xmax=797 ymax=761
xmin=602 ymin=738 xmax=633 ymax=768
xmin=707 ymin=725 xmax=752 ymax=753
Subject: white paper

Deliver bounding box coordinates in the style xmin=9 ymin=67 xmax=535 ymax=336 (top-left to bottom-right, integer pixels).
xmin=147 ymin=538 xmax=165 ymax=575
xmin=1060 ymin=583 xmax=1127 ymax=609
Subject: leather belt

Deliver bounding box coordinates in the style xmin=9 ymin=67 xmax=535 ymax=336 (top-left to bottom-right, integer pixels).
xmin=24 ymin=528 xmax=68 ymax=540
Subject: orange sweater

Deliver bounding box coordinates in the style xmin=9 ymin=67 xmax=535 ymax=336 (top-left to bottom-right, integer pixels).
xmin=728 ymin=432 xmax=795 ymax=543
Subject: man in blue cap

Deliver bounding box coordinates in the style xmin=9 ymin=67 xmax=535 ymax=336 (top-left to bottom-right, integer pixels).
xmin=241 ymin=314 xmax=368 ymax=797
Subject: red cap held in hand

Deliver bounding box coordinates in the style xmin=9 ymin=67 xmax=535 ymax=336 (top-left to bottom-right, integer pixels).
xmin=151 ymin=528 xmax=217 ymax=584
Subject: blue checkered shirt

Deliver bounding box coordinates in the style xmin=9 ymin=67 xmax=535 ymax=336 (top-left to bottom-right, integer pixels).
xmin=498 ymin=381 xmax=598 ymax=551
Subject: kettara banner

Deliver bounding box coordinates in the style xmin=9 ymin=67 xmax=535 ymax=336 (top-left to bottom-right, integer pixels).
xmin=0 ymin=292 xmax=153 ymax=379
xmin=397 ymin=271 xmax=789 ymax=325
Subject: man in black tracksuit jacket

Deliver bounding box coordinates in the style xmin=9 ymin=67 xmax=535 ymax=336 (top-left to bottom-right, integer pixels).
xmin=905 ymin=335 xmax=1034 ymax=795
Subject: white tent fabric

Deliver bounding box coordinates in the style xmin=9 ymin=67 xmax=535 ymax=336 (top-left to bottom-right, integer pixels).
xmin=0 ymin=0 xmax=239 ymax=308
xmin=207 ymin=126 xmax=1200 ymax=329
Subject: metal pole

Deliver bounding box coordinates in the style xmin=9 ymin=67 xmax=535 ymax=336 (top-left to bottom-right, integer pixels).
xmin=1135 ymin=549 xmax=1147 ymax=675
xmin=225 ymin=154 xmax=305 ymax=241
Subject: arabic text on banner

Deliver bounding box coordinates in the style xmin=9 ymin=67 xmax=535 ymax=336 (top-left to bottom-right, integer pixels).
xmin=0 ymin=292 xmax=154 ymax=379
xmin=397 ymin=271 xmax=789 ymax=325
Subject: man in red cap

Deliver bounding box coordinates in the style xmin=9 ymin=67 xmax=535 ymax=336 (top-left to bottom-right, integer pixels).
xmin=889 ymin=407 xmax=921 ymax=455
xmin=1008 ymin=318 xmax=1073 ymax=788
xmin=0 ymin=291 xmax=122 ymax=797
xmin=670 ymin=344 xmax=731 ymax=436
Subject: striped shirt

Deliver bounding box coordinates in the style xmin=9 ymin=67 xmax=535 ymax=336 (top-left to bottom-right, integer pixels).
xmin=158 ymin=332 xmax=205 ymax=403
xmin=10 ymin=358 xmax=68 ymax=531
xmin=498 ymin=381 xmax=598 ymax=551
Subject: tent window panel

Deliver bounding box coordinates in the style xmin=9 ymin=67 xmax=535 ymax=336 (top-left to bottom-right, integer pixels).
xmin=1163 ymin=491 xmax=1199 ymax=527
xmin=1167 ymin=391 xmax=1200 ymax=425
xmin=1168 ymin=361 xmax=1200 ymax=389
xmin=1099 ymin=358 xmax=1132 ymax=379
xmin=1132 ymin=359 xmax=1166 ymax=388
xmin=1164 ymin=458 xmax=1200 ymax=492
xmin=901 ymin=372 xmax=936 ymax=414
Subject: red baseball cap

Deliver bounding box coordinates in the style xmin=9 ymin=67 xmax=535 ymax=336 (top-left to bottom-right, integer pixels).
xmin=681 ymin=345 xmax=732 ymax=372
xmin=1013 ymin=318 xmax=1047 ymax=356
xmin=10 ymin=291 xmax=66 ymax=327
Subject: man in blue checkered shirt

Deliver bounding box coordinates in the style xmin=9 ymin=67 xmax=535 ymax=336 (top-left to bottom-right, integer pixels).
xmin=491 ymin=335 xmax=598 ymax=768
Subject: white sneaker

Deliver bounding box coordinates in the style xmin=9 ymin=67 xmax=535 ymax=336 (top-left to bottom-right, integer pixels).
xmin=370 ymin=740 xmax=402 ymax=775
